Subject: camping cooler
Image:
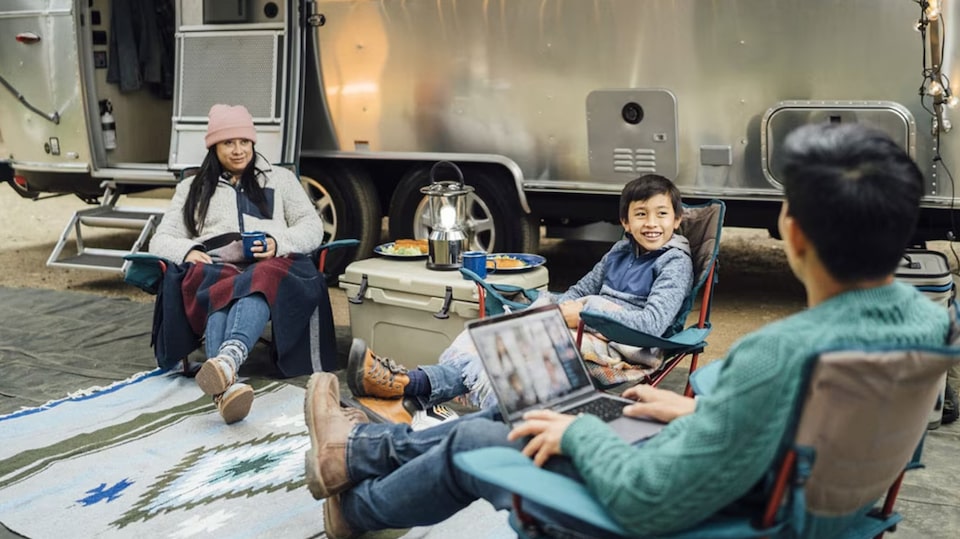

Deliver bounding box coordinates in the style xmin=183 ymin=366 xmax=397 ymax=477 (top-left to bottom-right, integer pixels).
xmin=339 ymin=257 xmax=549 ymax=369
xmin=895 ymin=249 xmax=955 ymax=429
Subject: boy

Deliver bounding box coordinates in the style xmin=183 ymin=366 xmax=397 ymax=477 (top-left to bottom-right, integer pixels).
xmin=347 ymin=174 xmax=694 ymax=409
xmin=305 ymin=123 xmax=951 ymax=538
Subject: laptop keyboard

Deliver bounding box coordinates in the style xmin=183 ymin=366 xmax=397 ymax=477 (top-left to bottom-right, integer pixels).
xmin=566 ymin=398 xmax=625 ymax=422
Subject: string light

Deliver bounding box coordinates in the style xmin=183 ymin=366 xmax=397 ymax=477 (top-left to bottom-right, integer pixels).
xmin=930 ymin=80 xmax=945 ymax=96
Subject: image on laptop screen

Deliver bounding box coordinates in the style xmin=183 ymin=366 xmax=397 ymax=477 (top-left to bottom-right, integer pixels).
xmin=470 ymin=306 xmax=593 ymax=417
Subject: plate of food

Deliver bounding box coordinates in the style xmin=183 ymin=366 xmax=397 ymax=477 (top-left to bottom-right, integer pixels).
xmin=486 ymin=253 xmax=546 ymax=272
xmin=374 ymin=239 xmax=429 ymax=259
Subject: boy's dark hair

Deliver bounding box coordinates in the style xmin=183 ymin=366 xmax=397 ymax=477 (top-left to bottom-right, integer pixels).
xmin=619 ymin=174 xmax=683 ymax=222
xmin=781 ymin=123 xmax=924 ymax=282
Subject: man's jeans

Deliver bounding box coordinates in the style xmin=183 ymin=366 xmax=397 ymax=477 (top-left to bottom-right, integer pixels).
xmin=204 ymin=294 xmax=270 ymax=359
xmin=340 ymin=408 xmax=606 ymax=535
xmin=420 ymin=363 xmax=473 ymax=406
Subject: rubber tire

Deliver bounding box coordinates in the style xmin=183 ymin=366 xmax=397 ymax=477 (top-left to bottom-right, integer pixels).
xmin=388 ymin=165 xmax=539 ymax=254
xmin=300 ymin=162 xmax=382 ymax=280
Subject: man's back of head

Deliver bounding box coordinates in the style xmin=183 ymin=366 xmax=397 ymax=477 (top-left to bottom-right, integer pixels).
xmin=780 ymin=123 xmax=924 ymax=282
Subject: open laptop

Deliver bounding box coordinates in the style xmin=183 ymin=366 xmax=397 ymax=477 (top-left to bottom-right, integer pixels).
xmin=466 ymin=304 xmax=665 ymax=444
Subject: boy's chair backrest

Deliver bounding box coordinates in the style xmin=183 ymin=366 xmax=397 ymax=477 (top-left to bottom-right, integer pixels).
xmin=665 ymin=200 xmax=725 ymax=336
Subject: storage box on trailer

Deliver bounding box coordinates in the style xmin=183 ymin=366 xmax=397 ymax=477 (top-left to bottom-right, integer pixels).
xmin=896 ymin=249 xmax=955 ymax=429
xmin=339 ymin=257 xmax=549 ymax=369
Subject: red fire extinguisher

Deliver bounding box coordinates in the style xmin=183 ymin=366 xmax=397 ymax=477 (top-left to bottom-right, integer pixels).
xmin=100 ymin=99 xmax=117 ymax=150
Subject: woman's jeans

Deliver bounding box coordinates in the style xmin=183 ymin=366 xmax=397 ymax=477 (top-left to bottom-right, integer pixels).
xmin=204 ymin=294 xmax=271 ymax=359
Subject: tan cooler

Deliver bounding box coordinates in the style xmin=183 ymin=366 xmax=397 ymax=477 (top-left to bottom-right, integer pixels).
xmin=339 ymin=257 xmax=549 ymax=369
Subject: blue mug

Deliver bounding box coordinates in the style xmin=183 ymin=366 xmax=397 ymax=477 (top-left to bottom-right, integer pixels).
xmin=242 ymin=231 xmax=267 ymax=259
xmin=462 ymin=251 xmax=497 ymax=279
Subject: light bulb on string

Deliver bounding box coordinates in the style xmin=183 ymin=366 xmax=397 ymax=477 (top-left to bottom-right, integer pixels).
xmin=927 ymin=0 xmax=942 ymax=20
xmin=948 ymin=95 xmax=960 ymax=109
xmin=929 ymin=80 xmax=945 ymax=96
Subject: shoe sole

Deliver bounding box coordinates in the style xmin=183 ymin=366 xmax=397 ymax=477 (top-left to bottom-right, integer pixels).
xmin=345 ymin=339 xmax=367 ymax=398
xmin=304 ymin=373 xmax=339 ymax=500
xmin=219 ymin=386 xmax=254 ymax=424
xmin=196 ymin=360 xmax=232 ymax=396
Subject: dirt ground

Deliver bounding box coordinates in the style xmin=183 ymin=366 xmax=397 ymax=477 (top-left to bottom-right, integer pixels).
xmin=0 ymin=184 xmax=956 ymax=366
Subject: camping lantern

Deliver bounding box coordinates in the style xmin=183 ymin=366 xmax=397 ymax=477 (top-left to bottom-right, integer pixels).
xmin=422 ymin=161 xmax=474 ymax=270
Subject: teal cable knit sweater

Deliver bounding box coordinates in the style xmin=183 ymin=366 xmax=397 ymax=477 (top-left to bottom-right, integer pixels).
xmin=560 ymin=282 xmax=950 ymax=536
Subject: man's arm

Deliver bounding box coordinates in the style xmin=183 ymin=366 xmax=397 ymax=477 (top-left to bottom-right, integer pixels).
xmin=555 ymin=332 xmax=803 ymax=536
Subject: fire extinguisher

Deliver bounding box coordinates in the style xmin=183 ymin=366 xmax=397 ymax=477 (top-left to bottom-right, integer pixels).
xmin=100 ymin=99 xmax=117 ymax=150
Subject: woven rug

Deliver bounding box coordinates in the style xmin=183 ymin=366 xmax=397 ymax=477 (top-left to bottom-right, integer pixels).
xmin=0 ymin=370 xmax=514 ymax=539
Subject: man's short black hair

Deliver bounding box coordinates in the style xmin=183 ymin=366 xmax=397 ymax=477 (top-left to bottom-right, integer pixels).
xmin=781 ymin=123 xmax=924 ymax=282
xmin=619 ymin=174 xmax=683 ymax=222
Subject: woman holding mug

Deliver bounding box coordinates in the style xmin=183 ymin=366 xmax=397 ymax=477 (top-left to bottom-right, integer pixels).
xmin=150 ymin=104 xmax=329 ymax=424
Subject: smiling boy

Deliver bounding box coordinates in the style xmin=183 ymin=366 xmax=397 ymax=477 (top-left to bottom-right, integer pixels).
xmin=346 ymin=174 xmax=694 ymax=412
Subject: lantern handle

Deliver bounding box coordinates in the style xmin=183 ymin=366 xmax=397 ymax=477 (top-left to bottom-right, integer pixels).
xmin=429 ymin=160 xmax=465 ymax=188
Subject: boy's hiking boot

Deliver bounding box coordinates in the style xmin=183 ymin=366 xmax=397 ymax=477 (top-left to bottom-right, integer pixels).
xmin=196 ymin=355 xmax=237 ymax=396
xmin=346 ymin=338 xmax=409 ymax=399
xmin=323 ymin=494 xmax=357 ymax=539
xmin=215 ymin=383 xmax=254 ymax=424
xmin=304 ymin=373 xmax=366 ymax=500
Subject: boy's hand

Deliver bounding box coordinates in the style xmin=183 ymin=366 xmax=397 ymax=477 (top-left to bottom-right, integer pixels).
xmin=507 ymin=410 xmax=577 ymax=467
xmin=621 ymin=384 xmax=696 ymax=423
xmin=559 ymin=300 xmax=585 ymax=328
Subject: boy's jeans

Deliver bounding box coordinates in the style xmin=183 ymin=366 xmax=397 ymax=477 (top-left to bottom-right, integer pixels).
xmin=203 ymin=294 xmax=270 ymax=359
xmin=340 ymin=408 xmax=615 ymax=536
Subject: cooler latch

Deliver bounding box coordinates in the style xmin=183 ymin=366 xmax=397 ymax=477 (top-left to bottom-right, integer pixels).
xmin=434 ymin=286 xmax=453 ymax=319
xmin=348 ymin=274 xmax=369 ymax=304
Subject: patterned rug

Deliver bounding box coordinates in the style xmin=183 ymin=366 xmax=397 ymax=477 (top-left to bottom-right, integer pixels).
xmin=0 ymin=370 xmax=514 ymax=539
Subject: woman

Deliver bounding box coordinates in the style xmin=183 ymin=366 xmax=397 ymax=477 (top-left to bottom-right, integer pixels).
xmin=150 ymin=104 xmax=328 ymax=424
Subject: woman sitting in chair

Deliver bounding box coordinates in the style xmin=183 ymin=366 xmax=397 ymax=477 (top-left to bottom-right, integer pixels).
xmin=149 ymin=104 xmax=328 ymax=425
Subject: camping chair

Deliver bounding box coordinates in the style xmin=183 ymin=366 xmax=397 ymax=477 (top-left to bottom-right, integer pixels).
xmin=123 ymin=238 xmax=358 ymax=373
xmin=575 ymin=199 xmax=725 ymax=395
xmin=453 ymin=345 xmax=960 ymax=539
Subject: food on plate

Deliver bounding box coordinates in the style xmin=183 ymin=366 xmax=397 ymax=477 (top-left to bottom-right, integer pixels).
xmin=382 ymin=239 xmax=429 ymax=256
xmin=487 ymin=255 xmax=527 ymax=269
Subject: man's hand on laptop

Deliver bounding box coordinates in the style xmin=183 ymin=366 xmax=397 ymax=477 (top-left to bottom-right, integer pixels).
xmin=508 ymin=410 xmax=577 ymax=467
xmin=621 ymin=385 xmax=696 ymax=423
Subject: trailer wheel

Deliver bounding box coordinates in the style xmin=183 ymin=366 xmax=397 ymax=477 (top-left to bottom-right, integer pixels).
xmin=300 ymin=163 xmax=382 ymax=280
xmin=388 ymin=165 xmax=539 ymax=254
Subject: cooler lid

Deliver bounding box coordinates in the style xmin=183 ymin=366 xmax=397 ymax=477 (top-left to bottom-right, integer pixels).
xmin=895 ymin=250 xmax=949 ymax=280
xmin=339 ymin=257 xmax=549 ymax=302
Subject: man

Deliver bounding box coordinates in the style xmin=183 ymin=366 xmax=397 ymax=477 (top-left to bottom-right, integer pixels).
xmin=305 ymin=123 xmax=951 ymax=538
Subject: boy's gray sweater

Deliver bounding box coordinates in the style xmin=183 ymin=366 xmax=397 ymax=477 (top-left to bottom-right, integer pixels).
xmin=558 ymin=235 xmax=693 ymax=337
xmin=149 ymin=158 xmax=324 ymax=263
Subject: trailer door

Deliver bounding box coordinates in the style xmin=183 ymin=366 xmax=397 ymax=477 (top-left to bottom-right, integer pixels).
xmin=0 ymin=0 xmax=90 ymax=172
xmin=169 ymin=1 xmax=302 ymax=169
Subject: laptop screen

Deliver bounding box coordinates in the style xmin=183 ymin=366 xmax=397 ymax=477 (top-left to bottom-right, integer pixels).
xmin=467 ymin=305 xmax=594 ymax=418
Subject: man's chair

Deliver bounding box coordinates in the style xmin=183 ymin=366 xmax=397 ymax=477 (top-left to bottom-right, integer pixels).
xmin=453 ymin=345 xmax=959 ymax=539
xmin=575 ymin=199 xmax=725 ymax=395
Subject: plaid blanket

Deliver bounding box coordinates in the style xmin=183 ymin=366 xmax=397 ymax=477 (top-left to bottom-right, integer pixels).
xmin=158 ymin=255 xmax=337 ymax=376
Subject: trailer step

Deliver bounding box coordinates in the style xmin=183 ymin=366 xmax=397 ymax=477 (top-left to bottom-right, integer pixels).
xmin=47 ymin=204 xmax=164 ymax=273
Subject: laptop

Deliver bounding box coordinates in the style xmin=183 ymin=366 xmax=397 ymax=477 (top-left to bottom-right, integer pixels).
xmin=466 ymin=304 xmax=665 ymax=444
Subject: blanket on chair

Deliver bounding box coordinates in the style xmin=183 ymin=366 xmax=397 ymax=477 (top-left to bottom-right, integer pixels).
xmin=160 ymin=254 xmax=338 ymax=375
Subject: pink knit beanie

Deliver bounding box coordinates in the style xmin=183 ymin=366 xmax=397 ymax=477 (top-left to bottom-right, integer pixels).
xmin=205 ymin=104 xmax=257 ymax=148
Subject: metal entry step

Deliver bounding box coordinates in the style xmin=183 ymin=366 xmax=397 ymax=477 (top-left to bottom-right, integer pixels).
xmin=47 ymin=200 xmax=164 ymax=273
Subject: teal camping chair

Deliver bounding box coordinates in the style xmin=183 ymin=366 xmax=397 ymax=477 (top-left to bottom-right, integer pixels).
xmin=576 ymin=200 xmax=725 ymax=394
xmin=454 ymin=345 xmax=960 ymax=539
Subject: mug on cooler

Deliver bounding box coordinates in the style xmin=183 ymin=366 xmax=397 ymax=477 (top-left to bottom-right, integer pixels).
xmin=242 ymin=231 xmax=267 ymax=259
xmin=462 ymin=251 xmax=492 ymax=279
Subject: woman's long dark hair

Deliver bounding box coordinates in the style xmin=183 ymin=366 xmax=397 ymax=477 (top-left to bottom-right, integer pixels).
xmin=183 ymin=147 xmax=270 ymax=237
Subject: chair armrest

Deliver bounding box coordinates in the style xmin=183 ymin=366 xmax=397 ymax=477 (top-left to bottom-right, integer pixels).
xmin=453 ymin=447 xmax=630 ymax=536
xmin=314 ymin=239 xmax=360 ymax=273
xmin=580 ymin=310 xmax=710 ymax=351
xmin=122 ymin=253 xmax=170 ymax=294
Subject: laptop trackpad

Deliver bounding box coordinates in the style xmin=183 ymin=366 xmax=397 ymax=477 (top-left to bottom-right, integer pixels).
xmin=608 ymin=416 xmax=665 ymax=444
